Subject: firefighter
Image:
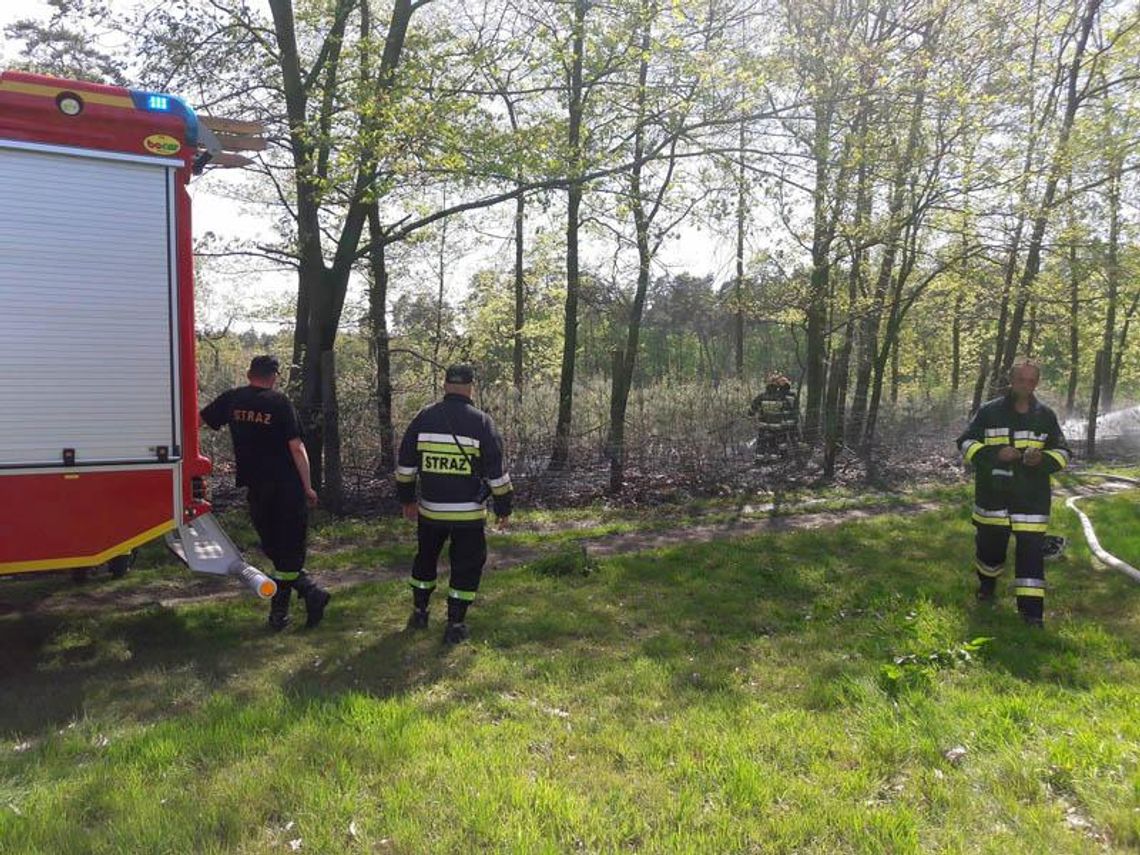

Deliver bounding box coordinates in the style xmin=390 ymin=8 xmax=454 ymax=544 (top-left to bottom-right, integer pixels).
xmin=955 ymin=358 xmax=1070 ymax=627
xmin=396 ymin=364 xmax=513 ymax=644
xmin=200 ymin=355 xmax=330 ymax=630
xmin=749 ymin=372 xmax=799 ymax=457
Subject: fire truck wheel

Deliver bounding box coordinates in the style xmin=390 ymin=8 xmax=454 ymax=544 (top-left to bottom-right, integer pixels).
xmin=107 ymin=552 xmax=135 ymax=579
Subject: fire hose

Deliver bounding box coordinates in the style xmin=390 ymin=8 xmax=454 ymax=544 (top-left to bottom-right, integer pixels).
xmin=1065 ymin=472 xmax=1140 ymax=585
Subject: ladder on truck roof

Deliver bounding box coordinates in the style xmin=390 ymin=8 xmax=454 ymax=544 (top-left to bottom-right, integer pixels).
xmin=194 ymin=115 xmax=267 ymax=172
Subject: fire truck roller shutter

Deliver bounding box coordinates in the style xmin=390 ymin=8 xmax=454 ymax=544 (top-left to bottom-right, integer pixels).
xmin=0 ymin=141 xmax=180 ymax=467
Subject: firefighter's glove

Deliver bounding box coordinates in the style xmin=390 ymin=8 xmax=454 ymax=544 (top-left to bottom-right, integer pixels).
xmin=996 ymin=446 xmax=1021 ymax=464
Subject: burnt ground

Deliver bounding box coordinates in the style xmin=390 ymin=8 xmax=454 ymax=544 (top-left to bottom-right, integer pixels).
xmin=206 ymin=434 xmax=970 ymax=517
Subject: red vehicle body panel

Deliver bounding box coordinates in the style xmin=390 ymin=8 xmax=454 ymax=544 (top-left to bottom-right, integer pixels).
xmin=0 ymin=70 xmax=212 ymax=574
xmin=0 ymin=469 xmax=177 ymax=571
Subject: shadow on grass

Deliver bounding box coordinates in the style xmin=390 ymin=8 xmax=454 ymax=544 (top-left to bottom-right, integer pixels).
xmin=2 ymin=504 xmax=1137 ymax=741
xmin=0 ymin=581 xmax=459 ymax=740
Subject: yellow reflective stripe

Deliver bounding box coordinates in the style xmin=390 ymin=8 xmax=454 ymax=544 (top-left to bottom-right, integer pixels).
xmin=975 ymin=559 xmax=1004 ymax=577
xmin=985 ymin=437 xmax=1010 ymax=446
xmin=409 ymin=578 xmax=436 ymax=590
xmin=1014 ymin=440 xmax=1045 ymax=449
xmin=1011 ymin=522 xmax=1048 ymax=532
xmin=417 ymin=442 xmax=481 ymax=456
xmin=448 ymin=588 xmax=477 ymax=602
xmin=1015 ymin=587 xmax=1045 ymax=598
xmin=0 ymin=79 xmax=136 ymax=108
xmin=395 ymin=472 xmax=417 ymax=483
xmin=963 ymin=441 xmax=983 ymax=463
xmin=418 ymin=431 xmax=480 ymax=448
xmin=1044 ymin=449 xmax=1069 ymax=469
xmin=0 ymin=519 xmax=175 ymax=574
xmin=274 ymin=571 xmax=300 ymax=582
xmin=491 ymin=483 xmax=513 ymax=496
xmin=973 ymin=513 xmax=1011 ymax=526
xmin=419 ymin=507 xmax=487 ymax=522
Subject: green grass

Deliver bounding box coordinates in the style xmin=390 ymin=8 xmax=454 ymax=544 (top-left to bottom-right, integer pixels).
xmin=1 ymin=501 xmax=1138 ymax=853
xmin=290 ymin=481 xmax=971 ymax=573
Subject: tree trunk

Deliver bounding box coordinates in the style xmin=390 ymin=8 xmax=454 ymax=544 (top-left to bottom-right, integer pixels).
xmin=513 ymin=189 xmax=525 ymax=396
xmin=1102 ymin=153 xmax=1122 ymax=411
xmin=367 ymin=206 xmax=395 ymax=472
xmin=951 ymin=292 xmax=963 ymax=396
xmin=606 ymin=8 xmax=663 ymax=493
xmin=1110 ymin=290 xmax=1140 ymax=403
xmin=890 ymin=337 xmax=900 ymax=405
xmin=433 ymin=207 xmax=449 ymax=388
xmin=988 ymin=0 xmax=1051 ymax=395
xmin=997 ymin=0 xmax=1101 ymax=379
xmin=608 ymin=347 xmax=626 ymax=493
xmin=849 ymin=47 xmax=931 ymax=445
xmin=268 ymin=0 xmax=418 ymax=487
xmin=824 ymin=144 xmax=868 ymax=479
xmin=971 ymin=352 xmax=989 ymax=415
xmin=734 ymin=116 xmax=746 ymax=378
xmin=1087 ymin=349 xmax=1105 ymax=459
xmin=987 ymin=226 xmax=1025 ymax=397
xmin=1065 ymin=206 xmax=1080 ymax=417
xmin=320 ymin=349 xmax=343 ymax=513
xmin=550 ymin=0 xmax=588 ymax=470
xmin=802 ymin=90 xmax=839 ymax=446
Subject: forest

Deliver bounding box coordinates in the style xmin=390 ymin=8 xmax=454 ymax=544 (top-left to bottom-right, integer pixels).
xmin=8 ymin=0 xmax=1140 ymax=503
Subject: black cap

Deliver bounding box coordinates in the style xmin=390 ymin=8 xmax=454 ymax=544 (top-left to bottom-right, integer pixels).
xmin=249 ymin=355 xmax=281 ymax=376
xmin=445 ymin=364 xmax=475 ymax=384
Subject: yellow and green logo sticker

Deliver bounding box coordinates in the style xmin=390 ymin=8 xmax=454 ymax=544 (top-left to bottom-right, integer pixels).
xmin=143 ymin=134 xmax=181 ymax=156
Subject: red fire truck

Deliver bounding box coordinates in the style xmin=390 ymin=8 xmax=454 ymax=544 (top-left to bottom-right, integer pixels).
xmin=0 ymin=70 xmax=274 ymax=598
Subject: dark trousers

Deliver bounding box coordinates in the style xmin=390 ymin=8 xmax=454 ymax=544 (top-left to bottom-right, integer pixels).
xmin=248 ymin=480 xmax=321 ymax=621
xmin=411 ymin=521 xmax=487 ymax=623
xmin=247 ymin=480 xmax=308 ymax=578
xmin=975 ymin=525 xmax=1045 ymax=621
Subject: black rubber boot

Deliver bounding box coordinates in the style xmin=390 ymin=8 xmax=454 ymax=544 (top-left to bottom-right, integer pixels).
xmin=442 ymin=622 xmax=470 ymax=645
xmin=407 ymin=609 xmax=429 ymax=630
xmin=294 ymin=573 xmax=331 ymax=629
xmin=268 ymin=582 xmax=293 ymax=631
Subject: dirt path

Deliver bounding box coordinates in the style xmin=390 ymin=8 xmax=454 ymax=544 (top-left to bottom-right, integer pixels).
xmin=3 ymin=480 xmax=1126 ymax=617
xmin=0 ymin=500 xmax=946 ymax=616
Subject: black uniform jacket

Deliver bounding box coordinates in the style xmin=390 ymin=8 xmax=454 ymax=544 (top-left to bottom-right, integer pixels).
xmin=396 ymin=393 xmax=513 ymax=526
xmin=955 ymin=394 xmax=1071 ymax=531
xmin=749 ymin=385 xmax=798 ymax=430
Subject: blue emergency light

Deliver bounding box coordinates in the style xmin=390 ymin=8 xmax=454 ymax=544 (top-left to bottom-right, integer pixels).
xmin=128 ymin=88 xmax=201 ymax=148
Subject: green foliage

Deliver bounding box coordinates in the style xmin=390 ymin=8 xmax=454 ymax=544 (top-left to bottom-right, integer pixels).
xmin=528 ymin=544 xmax=599 ymax=578
xmin=463 ymin=266 xmax=565 ymax=385
xmin=878 ymin=637 xmax=993 ymax=699
xmin=2 ymin=0 xmax=127 ymax=84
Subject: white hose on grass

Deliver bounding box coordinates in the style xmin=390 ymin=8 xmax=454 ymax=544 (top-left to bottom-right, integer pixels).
xmin=1064 ymin=472 xmax=1140 ymax=584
